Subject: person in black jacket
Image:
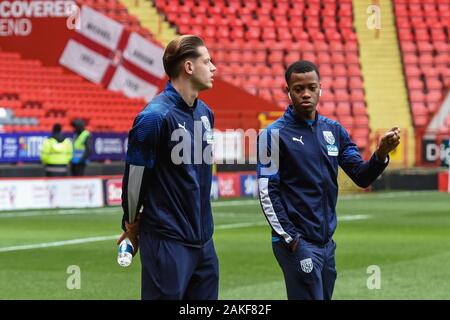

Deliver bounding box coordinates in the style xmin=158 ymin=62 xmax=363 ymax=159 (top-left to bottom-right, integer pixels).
xmin=70 ymin=119 xmax=92 ymax=176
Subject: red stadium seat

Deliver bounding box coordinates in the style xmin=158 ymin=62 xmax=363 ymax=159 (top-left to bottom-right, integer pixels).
xmin=349 ymin=77 xmax=363 ymax=90
xmin=318 ymin=102 xmax=336 ymax=116
xmin=410 ymin=90 xmax=425 ymax=103
xmin=408 ymin=79 xmax=423 ymax=90
xmin=393 ymin=0 xmax=449 ymax=133
xmin=427 ymin=78 xmax=443 ymax=90
xmin=336 ymin=102 xmax=351 ymax=115
xmin=334 ymin=65 xmax=347 ymax=77
xmin=334 ymin=77 xmax=348 ymax=89
xmin=338 ymin=116 xmax=354 ymax=129
xmin=352 ymin=102 xmax=367 ymax=116
xmin=314 ymin=41 xmax=329 ymax=52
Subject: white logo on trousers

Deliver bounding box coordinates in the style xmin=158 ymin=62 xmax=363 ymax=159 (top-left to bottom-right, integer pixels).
xmin=300 ymin=258 xmax=313 ymax=273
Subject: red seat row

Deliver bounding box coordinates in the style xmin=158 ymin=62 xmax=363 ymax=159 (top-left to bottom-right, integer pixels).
xmin=154 ymin=0 xmax=370 ymax=149
xmin=394 ymin=0 xmax=449 ymax=131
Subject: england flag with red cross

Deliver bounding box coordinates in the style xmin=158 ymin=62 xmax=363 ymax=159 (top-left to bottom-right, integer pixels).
xmin=59 ymin=6 xmax=165 ymax=101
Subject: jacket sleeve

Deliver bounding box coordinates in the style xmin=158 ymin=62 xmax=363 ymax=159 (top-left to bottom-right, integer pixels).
xmin=121 ymin=110 xmax=164 ymax=231
xmin=257 ymin=128 xmax=299 ymax=245
xmin=64 ymin=139 xmax=73 ymax=164
xmin=338 ymin=125 xmax=389 ymax=188
xmin=40 ymin=139 xmax=50 ymax=164
xmin=81 ymin=133 xmax=92 ymax=163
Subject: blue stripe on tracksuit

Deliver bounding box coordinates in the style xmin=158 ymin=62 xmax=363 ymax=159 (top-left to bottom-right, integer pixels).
xmin=257 ymin=106 xmax=388 ymax=299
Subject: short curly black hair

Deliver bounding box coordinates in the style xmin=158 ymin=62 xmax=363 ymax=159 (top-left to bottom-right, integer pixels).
xmin=285 ymin=60 xmax=320 ymax=86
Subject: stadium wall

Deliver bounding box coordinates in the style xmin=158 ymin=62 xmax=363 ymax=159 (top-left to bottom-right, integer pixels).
xmin=372 ymin=168 xmax=441 ymax=191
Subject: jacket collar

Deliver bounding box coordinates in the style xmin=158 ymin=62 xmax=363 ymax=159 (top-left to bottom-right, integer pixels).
xmin=284 ymin=105 xmax=319 ymax=126
xmin=164 ymin=81 xmax=198 ymax=111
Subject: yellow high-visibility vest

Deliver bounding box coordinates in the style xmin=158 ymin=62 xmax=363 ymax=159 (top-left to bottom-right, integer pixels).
xmin=40 ymin=137 xmax=73 ymax=165
xmin=72 ymin=130 xmax=90 ymax=163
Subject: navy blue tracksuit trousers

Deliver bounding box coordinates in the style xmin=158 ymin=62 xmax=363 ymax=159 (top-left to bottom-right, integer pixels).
xmin=273 ymin=237 xmax=337 ymax=300
xmin=139 ymin=231 xmax=219 ymax=300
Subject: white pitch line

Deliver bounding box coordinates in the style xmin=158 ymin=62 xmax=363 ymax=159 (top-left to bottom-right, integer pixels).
xmin=215 ymin=221 xmax=268 ymax=230
xmin=0 ymin=214 xmax=370 ymax=253
xmin=0 ymin=235 xmax=119 ymax=253
xmin=339 ymin=214 xmax=370 ymax=221
xmin=212 ymin=200 xmax=259 ymax=207
xmin=0 ymin=207 xmax=120 ymax=218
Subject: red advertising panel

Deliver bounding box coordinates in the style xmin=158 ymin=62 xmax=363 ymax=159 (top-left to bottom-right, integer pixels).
xmin=438 ymin=172 xmax=449 ymax=192
xmin=217 ymin=173 xmax=241 ymax=198
xmin=106 ymin=178 xmax=122 ymax=206
xmin=0 ymin=0 xmax=77 ymax=65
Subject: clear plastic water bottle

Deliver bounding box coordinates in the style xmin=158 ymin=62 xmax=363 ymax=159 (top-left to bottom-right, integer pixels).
xmin=117 ymin=238 xmax=134 ymax=267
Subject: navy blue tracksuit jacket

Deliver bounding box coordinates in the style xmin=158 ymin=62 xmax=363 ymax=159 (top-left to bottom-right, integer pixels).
xmin=121 ymin=81 xmax=215 ymax=247
xmin=257 ymin=106 xmax=388 ymax=246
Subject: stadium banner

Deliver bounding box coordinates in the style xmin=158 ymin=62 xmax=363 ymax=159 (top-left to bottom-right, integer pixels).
xmin=101 ymin=173 xmax=253 ymax=207
xmin=0 ymin=1 xmax=78 ymax=66
xmin=100 ymin=173 xmax=251 ymax=206
xmin=0 ymin=132 xmax=47 ymax=163
xmin=0 ymin=178 xmax=103 ymax=210
xmin=91 ymin=133 xmax=128 ymax=161
xmin=0 ymin=132 xmax=127 ymax=163
xmin=76 ymin=5 xmax=122 ymax=50
xmin=0 ymin=0 xmax=77 ymax=36
xmin=240 ymin=173 xmax=258 ymax=197
xmin=108 ymin=65 xmax=160 ymax=101
xmin=59 ymin=39 xmax=110 ymax=83
xmin=422 ymin=138 xmax=450 ymax=167
xmin=59 ymin=5 xmax=164 ymax=100
xmin=104 ymin=178 xmax=122 ymax=206
xmin=217 ymin=173 xmax=241 ymax=198
xmin=213 ymin=130 xmax=244 ymax=163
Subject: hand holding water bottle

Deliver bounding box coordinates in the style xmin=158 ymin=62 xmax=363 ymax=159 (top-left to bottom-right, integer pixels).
xmin=117 ymin=215 xmax=140 ymax=267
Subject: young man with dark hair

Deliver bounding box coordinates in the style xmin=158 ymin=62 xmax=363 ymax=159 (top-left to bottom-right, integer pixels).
xmin=118 ymin=35 xmax=218 ymax=300
xmin=257 ymin=60 xmax=400 ymax=300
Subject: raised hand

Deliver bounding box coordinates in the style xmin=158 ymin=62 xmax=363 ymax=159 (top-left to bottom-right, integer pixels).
xmin=376 ymin=127 xmax=401 ymax=162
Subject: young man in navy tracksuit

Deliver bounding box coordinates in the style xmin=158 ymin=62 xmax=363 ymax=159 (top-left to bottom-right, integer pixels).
xmin=118 ymin=35 xmax=218 ymax=300
xmin=257 ymin=61 xmax=400 ymax=300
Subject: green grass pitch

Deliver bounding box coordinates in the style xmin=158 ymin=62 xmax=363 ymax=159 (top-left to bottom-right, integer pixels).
xmin=0 ymin=191 xmax=449 ymax=299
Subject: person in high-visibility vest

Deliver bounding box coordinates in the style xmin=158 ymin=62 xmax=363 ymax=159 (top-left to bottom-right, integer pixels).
xmin=40 ymin=123 xmax=73 ymax=177
xmin=70 ymin=119 xmax=92 ymax=176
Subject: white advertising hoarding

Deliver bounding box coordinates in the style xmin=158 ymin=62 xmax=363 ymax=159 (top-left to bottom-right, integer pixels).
xmin=0 ymin=178 xmax=104 ymax=210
